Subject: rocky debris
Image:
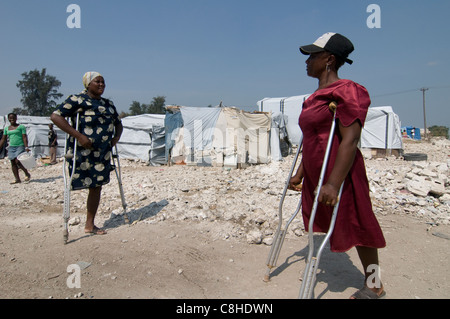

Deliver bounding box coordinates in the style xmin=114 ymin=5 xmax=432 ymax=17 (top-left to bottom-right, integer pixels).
xmin=0 ymin=137 xmax=449 ymax=245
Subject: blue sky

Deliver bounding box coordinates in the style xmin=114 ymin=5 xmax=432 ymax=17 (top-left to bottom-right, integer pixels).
xmin=1 ymin=0 xmax=449 ymax=129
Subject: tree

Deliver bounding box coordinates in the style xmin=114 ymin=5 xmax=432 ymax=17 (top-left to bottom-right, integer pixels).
xmin=16 ymin=68 xmax=63 ymax=116
xmin=147 ymin=96 xmax=166 ymax=114
xmin=128 ymin=101 xmax=147 ymax=116
xmin=127 ymin=96 xmax=166 ymax=115
xmin=429 ymin=125 xmax=449 ymax=139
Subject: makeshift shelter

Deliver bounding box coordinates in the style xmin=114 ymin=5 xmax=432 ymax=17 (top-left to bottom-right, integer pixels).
xmin=401 ymin=126 xmax=421 ymax=140
xmin=257 ymin=94 xmax=310 ymax=146
xmin=257 ymin=96 xmax=403 ymax=155
xmin=117 ymin=114 xmax=165 ymax=165
xmin=0 ymin=115 xmax=66 ymax=159
xmin=1 ymin=114 xmax=167 ymax=164
xmin=165 ymin=106 xmax=272 ymax=167
xmin=360 ymin=106 xmax=403 ymax=150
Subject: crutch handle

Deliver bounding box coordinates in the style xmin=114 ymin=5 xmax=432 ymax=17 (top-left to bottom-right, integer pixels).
xmin=329 ymin=101 xmax=337 ymax=113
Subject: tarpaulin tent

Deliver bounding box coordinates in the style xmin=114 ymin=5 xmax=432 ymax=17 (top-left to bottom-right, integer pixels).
xmin=401 ymin=126 xmax=421 ymax=140
xmin=257 ymin=94 xmax=310 ymax=146
xmin=0 ymin=115 xmax=66 ymax=159
xmin=361 ymin=106 xmax=403 ymax=150
xmin=1 ymin=114 xmax=167 ymax=164
xmin=257 ymin=96 xmax=403 ymax=152
xmin=165 ymin=106 xmax=272 ymax=167
xmin=117 ymin=114 xmax=165 ymax=164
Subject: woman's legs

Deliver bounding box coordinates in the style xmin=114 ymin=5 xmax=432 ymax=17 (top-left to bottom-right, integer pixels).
xmin=353 ymin=246 xmax=384 ymax=298
xmin=10 ymin=160 xmax=21 ymax=183
xmin=50 ymin=146 xmax=57 ymax=164
xmin=15 ymin=159 xmax=30 ymax=180
xmin=85 ymin=186 xmax=106 ymax=234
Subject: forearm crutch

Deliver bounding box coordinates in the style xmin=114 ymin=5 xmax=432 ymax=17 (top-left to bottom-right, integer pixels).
xmin=263 ymin=135 xmax=303 ymax=282
xmin=111 ymin=145 xmax=130 ymax=224
xmin=298 ymin=101 xmax=344 ymax=299
xmin=62 ymin=112 xmax=81 ymax=244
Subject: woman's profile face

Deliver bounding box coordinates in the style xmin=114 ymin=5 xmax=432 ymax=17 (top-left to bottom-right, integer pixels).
xmin=305 ymin=51 xmax=329 ymax=78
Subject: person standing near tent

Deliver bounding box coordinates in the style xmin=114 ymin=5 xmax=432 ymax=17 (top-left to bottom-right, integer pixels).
xmin=288 ymin=33 xmax=386 ymax=299
xmin=48 ymin=123 xmax=58 ymax=165
xmin=51 ymin=71 xmax=123 ymax=235
xmin=0 ymin=113 xmax=32 ymax=184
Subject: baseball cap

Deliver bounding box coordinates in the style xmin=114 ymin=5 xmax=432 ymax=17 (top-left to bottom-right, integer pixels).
xmin=300 ymin=32 xmax=354 ymax=65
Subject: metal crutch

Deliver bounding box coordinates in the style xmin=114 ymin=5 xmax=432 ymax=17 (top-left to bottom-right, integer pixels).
xmin=111 ymin=144 xmax=130 ymax=224
xmin=62 ymin=112 xmax=81 ymax=244
xmin=263 ymin=135 xmax=303 ymax=282
xmin=298 ymin=101 xmax=344 ymax=299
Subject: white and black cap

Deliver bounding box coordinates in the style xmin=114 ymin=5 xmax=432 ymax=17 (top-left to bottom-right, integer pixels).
xmin=300 ymin=32 xmax=354 ymax=65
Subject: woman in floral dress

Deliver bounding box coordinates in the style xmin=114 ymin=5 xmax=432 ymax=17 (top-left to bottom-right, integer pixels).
xmin=51 ymin=72 xmax=123 ymax=235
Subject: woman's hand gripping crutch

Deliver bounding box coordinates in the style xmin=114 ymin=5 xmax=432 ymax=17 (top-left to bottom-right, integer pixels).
xmin=298 ymin=101 xmax=345 ymax=299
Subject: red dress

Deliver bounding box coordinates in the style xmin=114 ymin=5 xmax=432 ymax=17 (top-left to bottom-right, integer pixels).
xmin=299 ymin=79 xmax=386 ymax=252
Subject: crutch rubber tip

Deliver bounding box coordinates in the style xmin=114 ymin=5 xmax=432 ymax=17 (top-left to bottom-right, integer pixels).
xmin=63 ymin=230 xmax=69 ymax=244
xmin=329 ymin=101 xmax=338 ymax=112
xmin=263 ymin=275 xmax=271 ymax=282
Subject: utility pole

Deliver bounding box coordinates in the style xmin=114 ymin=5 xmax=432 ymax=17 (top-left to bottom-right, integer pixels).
xmin=420 ymin=87 xmax=429 ymax=140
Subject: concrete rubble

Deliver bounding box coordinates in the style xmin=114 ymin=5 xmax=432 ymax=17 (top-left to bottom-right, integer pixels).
xmin=1 ymin=137 xmax=449 ymax=245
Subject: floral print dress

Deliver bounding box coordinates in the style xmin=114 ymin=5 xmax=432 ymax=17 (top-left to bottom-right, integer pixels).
xmin=53 ymin=93 xmax=121 ymax=190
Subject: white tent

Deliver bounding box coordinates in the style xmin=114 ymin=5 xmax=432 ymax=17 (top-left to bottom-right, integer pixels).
xmin=360 ymin=106 xmax=403 ymax=150
xmin=117 ymin=114 xmax=165 ymax=164
xmin=165 ymin=106 xmax=272 ymax=167
xmin=257 ymin=96 xmax=403 ymax=151
xmin=1 ymin=114 xmax=166 ymax=164
xmin=257 ymin=94 xmax=310 ymax=146
xmin=1 ymin=115 xmax=66 ymax=159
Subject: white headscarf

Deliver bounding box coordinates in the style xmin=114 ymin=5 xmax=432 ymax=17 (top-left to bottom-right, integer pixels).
xmin=82 ymin=71 xmax=102 ymax=89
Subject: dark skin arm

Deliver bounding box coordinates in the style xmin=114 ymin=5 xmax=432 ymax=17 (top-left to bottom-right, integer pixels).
xmin=50 ymin=113 xmax=93 ymax=149
xmin=50 ymin=113 xmax=123 ymax=148
xmin=0 ymin=134 xmax=6 ymax=149
xmin=288 ymin=118 xmax=362 ymax=207
xmin=22 ymin=133 xmax=30 ymax=151
xmin=111 ymin=121 xmax=123 ymax=147
xmin=318 ymin=119 xmax=362 ymax=206
xmin=289 ymin=160 xmax=304 ymax=191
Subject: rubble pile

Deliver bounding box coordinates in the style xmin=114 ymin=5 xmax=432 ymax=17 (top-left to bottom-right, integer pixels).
xmin=0 ymin=137 xmax=448 ymax=245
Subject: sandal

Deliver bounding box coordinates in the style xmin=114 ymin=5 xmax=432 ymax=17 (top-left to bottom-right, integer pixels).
xmin=85 ymin=226 xmax=107 ymax=235
xmin=351 ymin=286 xmax=386 ymax=299
xmin=10 ymin=180 xmax=21 ymax=184
xmin=24 ymin=175 xmax=31 ymax=182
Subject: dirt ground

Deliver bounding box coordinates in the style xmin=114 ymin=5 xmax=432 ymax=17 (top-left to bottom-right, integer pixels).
xmin=0 ymin=145 xmax=449 ymax=301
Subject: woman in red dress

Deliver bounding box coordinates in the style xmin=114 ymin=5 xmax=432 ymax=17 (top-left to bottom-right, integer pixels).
xmin=289 ymin=33 xmax=386 ymax=299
